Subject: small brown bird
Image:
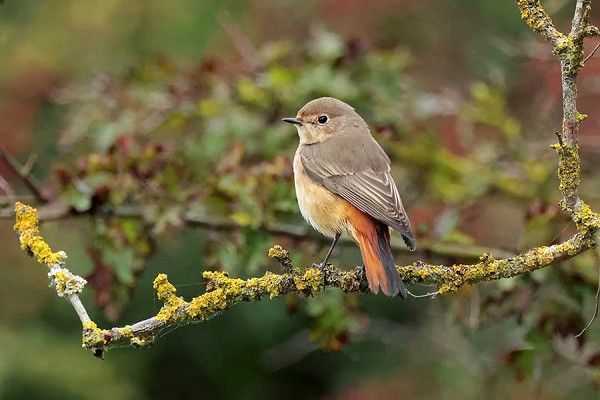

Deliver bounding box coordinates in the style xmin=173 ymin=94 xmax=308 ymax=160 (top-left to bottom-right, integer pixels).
xmin=283 ymin=97 xmax=416 ymax=298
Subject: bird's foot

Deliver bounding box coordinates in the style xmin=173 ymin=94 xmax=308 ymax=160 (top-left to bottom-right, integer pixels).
xmin=355 ymin=265 xmax=366 ymax=280
xmin=312 ymin=262 xmax=331 ymax=269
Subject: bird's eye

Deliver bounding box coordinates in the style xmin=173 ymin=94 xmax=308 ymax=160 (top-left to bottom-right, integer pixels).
xmin=317 ymin=115 xmax=328 ymax=125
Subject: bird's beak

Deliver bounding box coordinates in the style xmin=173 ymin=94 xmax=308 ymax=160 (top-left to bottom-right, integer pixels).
xmin=282 ymin=117 xmax=302 ymax=125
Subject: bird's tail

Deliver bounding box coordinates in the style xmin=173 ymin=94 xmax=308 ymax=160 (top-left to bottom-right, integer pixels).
xmin=353 ymin=217 xmax=407 ymax=298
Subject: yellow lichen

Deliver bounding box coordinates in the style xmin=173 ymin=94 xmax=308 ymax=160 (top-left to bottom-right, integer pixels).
xmin=516 ymin=0 xmax=566 ymax=41
xmin=532 ymin=246 xmax=555 ymax=267
xmin=153 ymin=273 xmax=177 ymax=300
xmin=130 ymin=336 xmax=153 ymax=348
xmin=412 ymin=268 xmax=431 ymax=279
xmin=187 ymin=288 xmax=228 ymax=320
xmin=401 ymin=263 xmax=433 ymax=280
xmin=571 ymin=201 xmax=600 ymax=232
xmin=246 ymin=277 xmax=261 ymax=290
xmin=54 ymin=271 xmax=72 ymax=293
xmin=553 ymin=240 xmax=578 ymax=256
xmin=83 ymin=321 xmax=98 ymax=330
xmin=339 ymin=271 xmax=362 ymax=293
xmin=13 ymin=202 xmax=65 ymax=266
xmin=266 ymin=278 xmax=281 ymax=298
xmin=156 ymin=303 xmax=185 ymax=322
xmin=81 ymin=321 xmax=107 ymax=348
xmin=46 ymin=265 xmax=87 ymax=296
xmin=153 ymin=274 xmax=187 ymax=322
xmin=293 ymin=268 xmax=323 ymax=294
xmin=255 ymin=271 xmax=283 ymax=298
xmin=438 ymin=282 xmax=458 ymax=295
xmin=203 ymin=271 xmax=246 ymax=294
xmin=268 ymin=245 xmax=289 ymax=260
xmin=576 ymin=112 xmax=588 ymax=123
xmin=186 ymin=269 xmax=293 ymax=321
xmin=118 ymin=325 xmax=133 ymax=338
xmin=554 ymin=38 xmax=572 ymax=55
xmin=552 ymin=143 xmax=581 ymax=202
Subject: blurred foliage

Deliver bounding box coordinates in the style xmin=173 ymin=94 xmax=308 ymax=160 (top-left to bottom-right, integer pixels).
xmin=2 ymin=0 xmax=600 ymax=399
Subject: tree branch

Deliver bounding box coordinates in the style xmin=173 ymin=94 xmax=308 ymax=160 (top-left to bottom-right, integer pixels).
xmin=12 ymin=203 xmax=91 ymax=325
xmin=0 ymin=202 xmax=516 ymax=260
xmin=517 ymin=0 xmax=594 ymax=219
xmin=515 ymin=0 xmax=567 ymax=46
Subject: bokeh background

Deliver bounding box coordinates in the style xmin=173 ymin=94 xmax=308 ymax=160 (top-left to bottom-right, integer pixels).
xmin=2 ymin=0 xmax=600 ymax=399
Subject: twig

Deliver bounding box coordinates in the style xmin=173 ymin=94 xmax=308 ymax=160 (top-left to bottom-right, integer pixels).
xmin=0 ymin=147 xmax=46 ymax=203
xmin=268 ymin=245 xmax=295 ymax=273
xmin=554 ymin=130 xmax=564 ymax=146
xmin=0 ymin=201 xmax=70 ymax=221
xmin=12 ymin=203 xmax=93 ymax=346
xmin=558 ymin=0 xmax=588 ymax=148
xmin=583 ymin=42 xmax=600 ymax=63
xmin=570 ymin=0 xmax=589 ymax=37
xmin=575 ymin=247 xmax=600 ymax=337
xmin=21 ymin=154 xmax=38 ymax=176
xmin=515 ymin=0 xmax=567 ymax=47
xmin=216 ymin=11 xmax=262 ymax=73
xmin=0 ymin=202 xmax=517 ymax=260
xmin=68 ymin=293 xmax=92 ymax=325
xmin=0 ymin=173 xmax=16 ymax=204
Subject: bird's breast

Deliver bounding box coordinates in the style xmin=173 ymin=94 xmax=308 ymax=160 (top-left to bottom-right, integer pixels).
xmin=294 ymin=147 xmax=352 ymax=238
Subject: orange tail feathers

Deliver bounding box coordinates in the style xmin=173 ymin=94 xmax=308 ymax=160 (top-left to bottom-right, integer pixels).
xmin=350 ymin=209 xmax=407 ymax=298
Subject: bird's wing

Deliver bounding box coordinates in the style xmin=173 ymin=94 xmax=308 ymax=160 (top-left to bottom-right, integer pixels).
xmin=300 ymin=131 xmax=415 ymax=250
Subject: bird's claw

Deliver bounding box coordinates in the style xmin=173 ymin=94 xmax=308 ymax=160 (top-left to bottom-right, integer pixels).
xmin=355 ymin=265 xmax=365 ymax=279
xmin=312 ymin=262 xmax=330 ymax=269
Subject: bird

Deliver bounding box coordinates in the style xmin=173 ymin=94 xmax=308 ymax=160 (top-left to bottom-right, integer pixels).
xmin=283 ymin=97 xmax=416 ymax=298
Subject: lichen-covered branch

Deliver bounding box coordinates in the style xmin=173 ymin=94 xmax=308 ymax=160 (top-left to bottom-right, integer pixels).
xmin=515 ymin=0 xmax=566 ymax=46
xmin=516 ymin=0 xmax=597 ymax=217
xmin=12 ymin=199 xmax=600 ymax=357
xmin=13 ymin=202 xmax=91 ymax=326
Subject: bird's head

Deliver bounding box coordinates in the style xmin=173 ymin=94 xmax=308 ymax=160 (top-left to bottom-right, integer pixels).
xmin=283 ymin=97 xmax=367 ymax=145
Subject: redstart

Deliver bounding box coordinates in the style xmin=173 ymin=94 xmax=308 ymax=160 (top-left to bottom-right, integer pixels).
xmin=283 ymin=97 xmax=416 ymax=298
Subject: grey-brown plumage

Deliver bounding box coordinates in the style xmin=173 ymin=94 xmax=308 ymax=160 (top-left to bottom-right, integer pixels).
xmin=297 ymin=99 xmax=415 ymax=250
